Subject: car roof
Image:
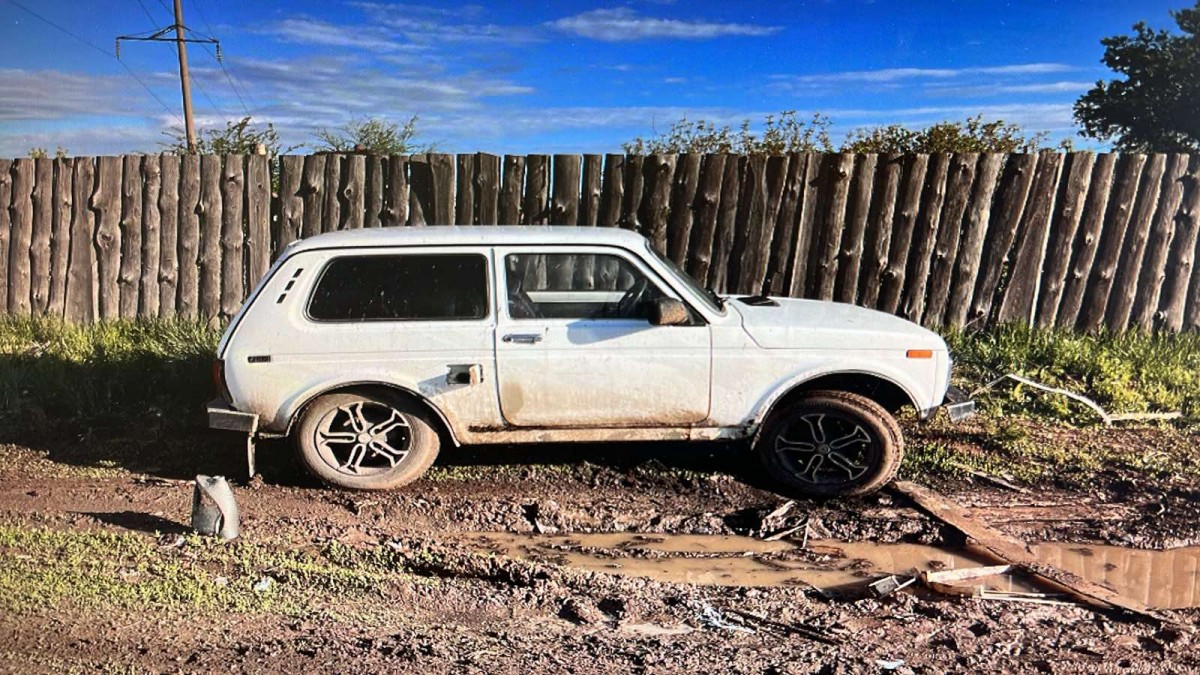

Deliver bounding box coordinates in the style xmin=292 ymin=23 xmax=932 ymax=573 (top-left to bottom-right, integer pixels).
xmin=286 ymin=225 xmax=651 ymax=254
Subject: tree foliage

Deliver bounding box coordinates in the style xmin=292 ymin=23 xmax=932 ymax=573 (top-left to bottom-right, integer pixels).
xmin=623 ymin=111 xmax=834 ymax=154
xmin=841 ymin=115 xmax=1054 ymax=153
xmin=1074 ymin=2 xmax=1200 ymax=152
xmin=161 ymin=116 xmax=294 ymax=157
xmin=311 ymin=115 xmax=433 ymax=154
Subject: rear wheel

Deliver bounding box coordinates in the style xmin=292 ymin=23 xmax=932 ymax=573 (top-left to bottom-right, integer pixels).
xmin=755 ymin=390 xmax=903 ymax=498
xmin=295 ymin=391 xmax=440 ymax=490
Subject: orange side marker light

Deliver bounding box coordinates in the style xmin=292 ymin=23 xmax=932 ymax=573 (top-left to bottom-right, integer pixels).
xmin=906 ymin=349 xmax=933 ymax=359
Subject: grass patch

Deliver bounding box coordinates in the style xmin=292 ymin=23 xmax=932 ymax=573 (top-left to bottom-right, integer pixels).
xmin=0 ymin=524 xmax=415 ymax=616
xmin=0 ymin=317 xmax=220 ymax=432
xmin=947 ymin=324 xmax=1200 ymax=422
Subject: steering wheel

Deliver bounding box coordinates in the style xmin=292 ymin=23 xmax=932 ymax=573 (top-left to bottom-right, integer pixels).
xmin=616 ymin=278 xmax=649 ymax=318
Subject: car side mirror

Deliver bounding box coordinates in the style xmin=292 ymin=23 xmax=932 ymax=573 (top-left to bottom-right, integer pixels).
xmin=650 ymin=297 xmax=689 ymax=326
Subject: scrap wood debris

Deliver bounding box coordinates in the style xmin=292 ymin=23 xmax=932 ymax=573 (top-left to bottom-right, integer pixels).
xmin=891 ymin=480 xmax=1186 ymax=629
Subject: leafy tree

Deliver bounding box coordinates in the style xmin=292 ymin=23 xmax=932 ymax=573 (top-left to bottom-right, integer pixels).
xmin=841 ymin=116 xmax=1053 ymax=153
xmin=161 ymin=116 xmax=295 ymax=157
xmin=28 ymin=146 xmax=68 ymax=159
xmin=623 ymin=111 xmax=834 ymax=154
xmin=1074 ymin=2 xmax=1200 ymax=152
xmin=311 ymin=115 xmax=433 ymax=154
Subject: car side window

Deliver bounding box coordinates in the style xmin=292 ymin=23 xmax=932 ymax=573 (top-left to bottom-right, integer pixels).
xmin=308 ymin=253 xmax=489 ymax=321
xmin=505 ymin=253 xmax=665 ymax=320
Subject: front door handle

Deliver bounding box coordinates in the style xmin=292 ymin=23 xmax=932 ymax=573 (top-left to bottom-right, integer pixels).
xmin=502 ymin=333 xmax=543 ymax=344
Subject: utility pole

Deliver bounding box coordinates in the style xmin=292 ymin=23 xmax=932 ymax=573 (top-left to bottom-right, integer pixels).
xmin=117 ymin=0 xmax=220 ymax=153
xmin=172 ymin=0 xmax=197 ymax=152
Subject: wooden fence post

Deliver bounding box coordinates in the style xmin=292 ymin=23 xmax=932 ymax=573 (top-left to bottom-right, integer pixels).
xmin=7 ymin=159 xmax=34 ymax=316
xmin=157 ymin=154 xmax=179 ymax=317
xmin=117 ymin=154 xmax=143 ymax=318
xmin=30 ymin=158 xmax=53 ymax=315
xmin=139 ymin=155 xmax=161 ymax=319
xmin=47 ymin=157 xmax=73 ymax=318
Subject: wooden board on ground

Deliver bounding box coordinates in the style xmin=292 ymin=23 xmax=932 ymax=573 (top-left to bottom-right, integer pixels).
xmin=891 ymin=481 xmax=1180 ymax=627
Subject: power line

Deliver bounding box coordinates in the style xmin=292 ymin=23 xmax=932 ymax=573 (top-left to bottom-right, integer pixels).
xmin=186 ymin=0 xmax=255 ymax=116
xmin=132 ymin=0 xmax=231 ymax=123
xmin=3 ymin=0 xmax=184 ymax=127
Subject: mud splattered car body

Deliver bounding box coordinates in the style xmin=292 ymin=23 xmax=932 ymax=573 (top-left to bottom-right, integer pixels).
xmin=210 ymin=226 xmax=972 ymax=496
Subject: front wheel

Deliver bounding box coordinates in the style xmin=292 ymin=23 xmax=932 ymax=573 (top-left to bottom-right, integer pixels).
xmin=755 ymin=391 xmax=903 ymax=498
xmin=295 ymin=391 xmax=440 ymax=490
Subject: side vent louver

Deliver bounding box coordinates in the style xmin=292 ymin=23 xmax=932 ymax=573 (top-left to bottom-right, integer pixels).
xmin=276 ymin=267 xmax=304 ymax=304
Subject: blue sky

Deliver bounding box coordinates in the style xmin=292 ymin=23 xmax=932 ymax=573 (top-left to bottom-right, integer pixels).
xmin=0 ymin=0 xmax=1185 ymax=156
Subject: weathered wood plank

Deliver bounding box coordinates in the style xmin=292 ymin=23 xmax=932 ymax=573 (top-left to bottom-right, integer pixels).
xmin=407 ymin=153 xmax=430 ymax=226
xmin=499 ymin=155 xmax=524 ymax=224
xmin=572 ymin=154 xmax=603 ymax=288
xmin=220 ymin=155 xmax=245 ymax=321
xmin=197 ymin=154 xmax=223 ymax=322
xmin=365 ymin=154 xmax=384 ymax=228
xmin=808 ymin=154 xmax=855 ymax=300
xmin=30 ymin=158 xmax=52 ymax=315
xmin=455 ymin=153 xmax=476 ymax=225
xmin=1104 ymin=154 xmax=1167 ymax=332
xmin=551 ymin=154 xmax=582 ymax=226
xmin=47 ymin=157 xmax=73 ymax=318
xmin=65 ymin=157 xmax=95 ymax=323
xmin=300 ymin=154 xmax=326 ymax=238
xmin=765 ymin=153 xmax=806 ymax=296
xmin=619 ymin=155 xmax=645 ymax=232
xmin=93 ymin=156 xmax=123 ymax=321
xmin=995 ymin=153 xmax=1064 ymax=325
xmin=1055 ymin=154 xmax=1117 ymax=329
xmin=595 ymin=154 xmax=624 ymax=288
xmin=0 ymin=160 xmax=12 ymax=313
xmin=923 ymin=154 xmax=979 ymax=326
xmin=858 ymin=154 xmax=903 ymax=310
xmin=476 ymin=153 xmax=501 ymax=225
xmin=1165 ymin=157 xmax=1200 ymax=331
xmin=246 ymin=154 xmax=271 ymax=287
xmin=321 ymin=154 xmax=342 ymax=232
xmin=640 ymin=153 xmax=676 ymax=255
xmin=836 ymin=154 xmax=879 ymax=304
xmin=731 ymin=154 xmax=770 ymax=294
xmin=429 ymin=153 xmax=455 ymax=225
xmin=276 ymin=156 xmax=303 ymax=253
xmin=787 ymin=152 xmax=824 ymax=297
xmin=341 ymin=154 xmax=365 ymax=230
xmin=969 ymin=153 xmax=1037 ymax=325
xmin=523 ymin=155 xmax=550 ymax=225
xmin=709 ymin=156 xmax=743 ymax=293
xmin=667 ymin=152 xmax=702 ymax=264
xmin=549 ymin=154 xmax=582 ymax=287
xmin=901 ymin=153 xmax=951 ymax=322
xmin=7 ymin=159 xmax=34 ymax=315
xmin=157 ymin=154 xmax=179 ymax=317
xmin=1078 ymin=155 xmax=1146 ymax=331
xmin=1133 ymin=154 xmax=1190 ymax=329
xmin=945 ymin=153 xmax=1005 ymax=328
xmin=1034 ymin=153 xmax=1097 ymax=328
xmin=138 ymin=155 xmax=161 ymax=318
xmin=117 ymin=155 xmax=143 ymax=318
xmin=685 ymin=154 xmax=726 ymax=287
xmin=383 ymin=155 xmax=409 ymax=228
xmin=177 ymin=154 xmax=202 ymax=319
xmin=754 ymin=155 xmax=790 ymax=295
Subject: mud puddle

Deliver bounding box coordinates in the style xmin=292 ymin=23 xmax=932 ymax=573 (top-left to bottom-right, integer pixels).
xmin=455 ymin=532 xmax=1200 ymax=609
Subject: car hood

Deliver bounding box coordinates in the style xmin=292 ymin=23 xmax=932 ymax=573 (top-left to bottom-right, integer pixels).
xmin=731 ymin=297 xmax=947 ymax=350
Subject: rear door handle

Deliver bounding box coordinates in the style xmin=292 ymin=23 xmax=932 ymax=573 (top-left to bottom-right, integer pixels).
xmin=502 ymin=333 xmax=543 ymax=344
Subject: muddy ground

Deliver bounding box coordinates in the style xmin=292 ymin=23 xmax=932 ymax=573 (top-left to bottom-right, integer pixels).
xmin=1 ymin=415 xmax=1198 ymax=673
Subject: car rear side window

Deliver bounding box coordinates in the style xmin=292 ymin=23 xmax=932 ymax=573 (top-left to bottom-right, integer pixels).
xmin=308 ymin=253 xmax=489 ymax=322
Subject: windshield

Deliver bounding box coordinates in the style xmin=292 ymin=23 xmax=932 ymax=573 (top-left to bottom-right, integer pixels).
xmin=645 ymin=243 xmax=725 ymax=314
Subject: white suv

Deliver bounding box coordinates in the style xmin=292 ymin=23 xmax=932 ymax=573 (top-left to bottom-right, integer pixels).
xmin=209 ymin=226 xmax=972 ymax=497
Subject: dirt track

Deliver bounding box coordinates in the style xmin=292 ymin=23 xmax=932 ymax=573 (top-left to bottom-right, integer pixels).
xmin=1 ymin=422 xmax=1198 ymax=673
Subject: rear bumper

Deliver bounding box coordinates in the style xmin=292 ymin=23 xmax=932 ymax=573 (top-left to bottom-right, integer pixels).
xmin=207 ymin=399 xmax=259 ymax=434
xmin=939 ymin=385 xmax=976 ymax=422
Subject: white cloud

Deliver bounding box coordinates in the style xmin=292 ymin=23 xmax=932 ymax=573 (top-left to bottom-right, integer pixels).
xmin=352 ymin=2 xmax=541 ymax=45
xmin=774 ymin=62 xmax=1075 ymax=85
xmin=0 ymin=69 xmax=167 ymax=121
xmin=547 ymin=8 xmax=781 ymax=41
xmin=258 ymin=17 xmax=422 ymax=52
xmin=925 ymin=81 xmax=1095 ymax=96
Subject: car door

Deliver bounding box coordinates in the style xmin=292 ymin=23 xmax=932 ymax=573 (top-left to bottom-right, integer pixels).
xmin=493 ymin=246 xmax=711 ymax=428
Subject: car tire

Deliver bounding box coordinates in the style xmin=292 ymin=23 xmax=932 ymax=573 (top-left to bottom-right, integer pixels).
xmin=755 ymin=390 xmax=903 ymax=498
xmin=295 ymin=391 xmax=440 ymax=490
